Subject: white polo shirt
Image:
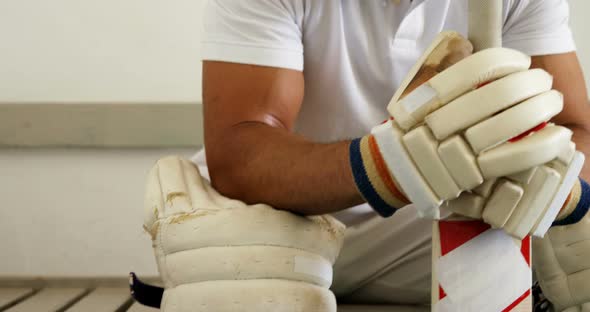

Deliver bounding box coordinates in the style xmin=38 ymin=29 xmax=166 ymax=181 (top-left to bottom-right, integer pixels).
xmin=195 ymin=0 xmax=576 ymax=226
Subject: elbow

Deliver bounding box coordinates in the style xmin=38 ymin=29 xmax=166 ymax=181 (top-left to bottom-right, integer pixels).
xmin=205 ymin=121 xmax=278 ymax=205
xmin=208 ymin=158 xmax=242 ymax=199
xmin=206 ymin=149 xmax=256 ymax=204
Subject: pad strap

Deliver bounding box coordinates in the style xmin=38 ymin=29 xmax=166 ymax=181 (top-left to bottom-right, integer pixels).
xmin=349 ymin=136 xmax=410 ymax=217
xmin=552 ymin=178 xmax=590 ymax=227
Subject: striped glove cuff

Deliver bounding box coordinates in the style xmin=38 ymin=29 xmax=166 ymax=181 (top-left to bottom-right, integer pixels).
xmin=553 ymin=178 xmax=590 ymax=227
xmin=349 ymin=135 xmax=410 ymax=217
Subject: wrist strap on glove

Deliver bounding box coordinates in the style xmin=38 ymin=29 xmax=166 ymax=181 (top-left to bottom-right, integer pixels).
xmin=350 ymin=135 xmax=410 ymax=217
xmin=129 ymin=272 xmax=164 ymax=309
xmin=553 ymin=178 xmax=590 ymax=227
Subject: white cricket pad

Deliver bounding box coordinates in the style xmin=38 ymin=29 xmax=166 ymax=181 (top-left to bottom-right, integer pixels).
xmin=164 ymin=246 xmax=334 ymax=288
xmin=144 ymin=156 xmax=243 ymax=233
xmin=161 ymin=280 xmax=337 ymax=312
xmin=145 ymin=156 xmax=346 ymax=312
xmin=156 ymin=205 xmax=344 ymax=265
xmin=153 ymin=156 xmax=194 ymax=216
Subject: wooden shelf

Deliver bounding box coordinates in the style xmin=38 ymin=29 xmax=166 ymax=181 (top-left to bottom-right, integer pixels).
xmin=0 ymin=103 xmax=203 ymax=148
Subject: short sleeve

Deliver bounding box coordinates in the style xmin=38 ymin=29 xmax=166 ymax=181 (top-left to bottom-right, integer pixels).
xmin=201 ymin=0 xmax=305 ymax=71
xmin=502 ymin=0 xmax=576 ymax=56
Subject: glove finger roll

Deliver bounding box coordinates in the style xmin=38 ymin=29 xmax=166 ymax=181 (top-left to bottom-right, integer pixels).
xmin=478 ymin=125 xmax=573 ymax=179
xmin=389 ymin=48 xmax=531 ymax=130
xmin=465 ymin=90 xmax=563 ymax=154
xmin=425 ymin=69 xmax=553 ymax=141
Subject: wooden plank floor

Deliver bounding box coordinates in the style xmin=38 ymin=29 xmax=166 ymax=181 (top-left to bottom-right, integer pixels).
xmin=66 ymin=288 xmax=131 ymax=312
xmin=0 ymin=286 xmax=429 ymax=312
xmin=5 ymin=288 xmax=86 ymax=312
xmin=0 ymin=288 xmax=34 ymax=310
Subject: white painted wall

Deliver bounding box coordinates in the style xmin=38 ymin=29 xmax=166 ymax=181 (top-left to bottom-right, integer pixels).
xmin=0 ymin=0 xmax=588 ymax=104
xmin=1 ymin=1 xmax=589 ymax=278
xmin=0 ymin=149 xmax=195 ymax=277
xmin=0 ymin=0 xmax=205 ymax=103
xmin=569 ymin=0 xmax=590 ymax=89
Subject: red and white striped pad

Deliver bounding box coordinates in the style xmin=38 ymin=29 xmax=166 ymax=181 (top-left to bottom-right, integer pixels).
xmin=433 ymin=220 xmax=532 ymax=312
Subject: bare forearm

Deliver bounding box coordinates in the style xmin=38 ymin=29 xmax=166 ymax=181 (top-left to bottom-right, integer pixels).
xmin=532 ymin=53 xmax=590 ymax=180
xmin=206 ymin=122 xmax=364 ymax=215
xmin=570 ymin=125 xmax=590 ymax=180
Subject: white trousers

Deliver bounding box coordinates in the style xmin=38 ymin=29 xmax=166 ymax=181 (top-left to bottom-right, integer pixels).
xmin=332 ymin=205 xmax=432 ymax=305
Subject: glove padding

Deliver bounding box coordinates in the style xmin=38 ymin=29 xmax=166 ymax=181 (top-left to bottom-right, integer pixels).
xmin=379 ymin=31 xmax=581 ymax=239
xmin=533 ymin=179 xmax=590 ymax=312
xmin=143 ymin=156 xmax=345 ymax=312
xmin=444 ymin=145 xmax=584 ymax=239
